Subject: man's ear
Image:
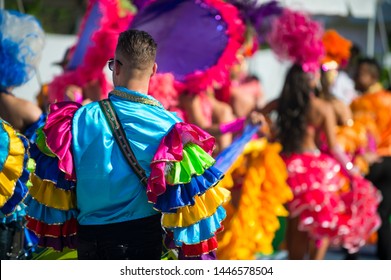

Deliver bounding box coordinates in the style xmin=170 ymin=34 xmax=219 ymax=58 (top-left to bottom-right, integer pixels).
xmin=115 ymin=60 xmax=121 ymax=75
xmin=151 ymin=63 xmax=157 ymax=77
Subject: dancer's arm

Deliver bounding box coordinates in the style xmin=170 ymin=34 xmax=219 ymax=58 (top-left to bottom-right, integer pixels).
xmin=0 ymin=92 xmax=42 ymax=133
xmin=256 ymin=98 xmax=279 ymax=116
xmin=321 ymin=102 xmax=359 ymax=175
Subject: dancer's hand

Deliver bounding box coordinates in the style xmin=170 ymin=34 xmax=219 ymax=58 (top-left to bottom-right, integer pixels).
xmin=247 ymin=110 xmax=265 ymax=126
xmin=65 ymin=85 xmax=83 ymax=103
xmin=362 ymin=152 xmax=382 ymax=165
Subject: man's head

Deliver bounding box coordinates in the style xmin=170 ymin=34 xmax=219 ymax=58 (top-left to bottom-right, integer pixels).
xmin=354 ymin=57 xmax=381 ymax=92
xmin=111 ymin=29 xmax=157 ymax=89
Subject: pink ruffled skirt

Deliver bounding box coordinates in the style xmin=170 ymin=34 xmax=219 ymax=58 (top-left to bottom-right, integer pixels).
xmin=283 ymin=151 xmax=381 ymax=253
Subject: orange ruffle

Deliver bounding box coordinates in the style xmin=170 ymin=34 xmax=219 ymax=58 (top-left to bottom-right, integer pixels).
xmin=217 ymin=139 xmax=293 ymax=259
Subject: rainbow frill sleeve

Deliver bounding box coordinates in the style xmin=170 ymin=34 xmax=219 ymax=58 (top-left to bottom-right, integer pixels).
xmin=0 ymin=121 xmax=29 ymax=221
xmin=147 ymin=122 xmax=230 ymax=258
xmin=25 ymin=102 xmax=81 ymax=251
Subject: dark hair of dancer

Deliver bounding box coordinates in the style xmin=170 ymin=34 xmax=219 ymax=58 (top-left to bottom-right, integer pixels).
xmin=277 ymin=64 xmax=312 ymax=154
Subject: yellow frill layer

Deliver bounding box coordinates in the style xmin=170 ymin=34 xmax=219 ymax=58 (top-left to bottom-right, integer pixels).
xmin=0 ymin=122 xmax=25 ymax=207
xmin=162 ymin=186 xmax=230 ymax=228
xmin=29 ymin=173 xmax=76 ymax=210
xmin=217 ymin=138 xmax=293 ymax=260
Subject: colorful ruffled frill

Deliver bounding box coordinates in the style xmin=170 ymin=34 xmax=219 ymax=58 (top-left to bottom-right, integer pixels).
xmin=148 ymin=122 xmax=229 ymax=258
xmin=25 ymin=102 xmax=229 ymax=257
xmin=25 ymin=102 xmax=80 ymax=251
xmin=283 ymin=151 xmax=381 ymax=253
xmin=0 ymin=120 xmax=29 ymax=219
xmin=216 ymin=139 xmax=293 ymax=260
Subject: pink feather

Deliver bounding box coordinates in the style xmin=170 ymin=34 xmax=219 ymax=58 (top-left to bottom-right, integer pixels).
xmin=267 ymin=8 xmax=324 ymax=73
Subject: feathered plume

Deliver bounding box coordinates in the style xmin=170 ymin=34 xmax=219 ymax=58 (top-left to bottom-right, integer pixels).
xmin=266 ymin=8 xmax=325 ymax=73
xmin=228 ymin=0 xmax=283 ymax=44
xmin=0 ymin=10 xmax=45 ymax=89
xmin=322 ymin=29 xmax=352 ymax=67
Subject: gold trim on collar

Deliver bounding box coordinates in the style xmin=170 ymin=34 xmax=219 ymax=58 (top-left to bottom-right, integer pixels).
xmin=109 ymin=89 xmax=163 ymax=108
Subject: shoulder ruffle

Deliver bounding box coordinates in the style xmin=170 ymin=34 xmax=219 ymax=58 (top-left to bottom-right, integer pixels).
xmin=0 ymin=121 xmax=29 ymax=216
xmin=43 ymin=102 xmax=81 ymax=180
xmin=26 ymin=216 xmax=77 ymax=251
xmin=30 ymin=144 xmax=75 ymax=190
xmin=162 ymin=186 xmax=229 ymax=228
xmin=25 ymin=102 xmax=80 ymax=251
xmin=148 ymin=122 xmax=215 ymax=202
xmin=29 ymin=173 xmax=76 ymax=210
xmin=25 ymin=148 xmax=78 ymax=250
xmin=25 ymin=195 xmax=78 ymax=225
xmin=1 ymin=203 xmax=27 ymax=223
xmin=148 ymin=122 xmax=228 ymax=258
xmin=155 ymin=166 xmax=223 ymax=212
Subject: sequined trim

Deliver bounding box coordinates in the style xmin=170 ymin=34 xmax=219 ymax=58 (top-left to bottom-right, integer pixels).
xmin=109 ymin=90 xmax=163 ymax=108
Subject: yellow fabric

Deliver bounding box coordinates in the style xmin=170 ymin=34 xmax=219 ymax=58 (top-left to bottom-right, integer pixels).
xmin=217 ymin=139 xmax=293 ymax=260
xmin=162 ymin=186 xmax=230 ymax=228
xmin=0 ymin=122 xmax=25 ymax=207
xmin=29 ymin=173 xmax=76 ymax=210
xmin=351 ymin=88 xmax=391 ymax=156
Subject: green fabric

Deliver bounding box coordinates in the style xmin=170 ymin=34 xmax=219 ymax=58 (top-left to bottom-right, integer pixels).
xmin=161 ymin=241 xmax=178 ymax=260
xmin=166 ymin=143 xmax=215 ymax=185
xmin=32 ymin=247 xmax=77 ymax=260
xmin=161 ymin=250 xmax=178 ymax=260
xmin=27 ymin=158 xmax=36 ymax=172
xmin=26 ymin=159 xmax=36 ymax=188
xmin=256 ymin=216 xmax=287 ymax=259
xmin=32 ymin=247 xmax=178 ymax=260
xmin=272 ymin=216 xmax=286 ymax=251
xmin=36 ymin=127 xmax=55 ymax=157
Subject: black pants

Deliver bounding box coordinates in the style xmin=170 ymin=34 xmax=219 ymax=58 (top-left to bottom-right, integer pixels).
xmin=366 ymin=157 xmax=391 ymax=260
xmin=0 ymin=222 xmax=17 ymax=260
xmin=77 ymin=214 xmax=163 ymax=260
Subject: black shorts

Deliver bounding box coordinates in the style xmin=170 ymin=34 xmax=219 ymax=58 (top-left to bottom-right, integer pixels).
xmin=77 ymin=214 xmax=163 ymax=260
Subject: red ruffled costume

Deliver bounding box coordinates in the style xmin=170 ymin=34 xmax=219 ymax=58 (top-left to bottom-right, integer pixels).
xmin=283 ymin=151 xmax=381 ymax=253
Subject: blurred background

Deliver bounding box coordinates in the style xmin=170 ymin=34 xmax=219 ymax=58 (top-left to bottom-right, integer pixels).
xmin=2 ymin=0 xmax=391 ymax=103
